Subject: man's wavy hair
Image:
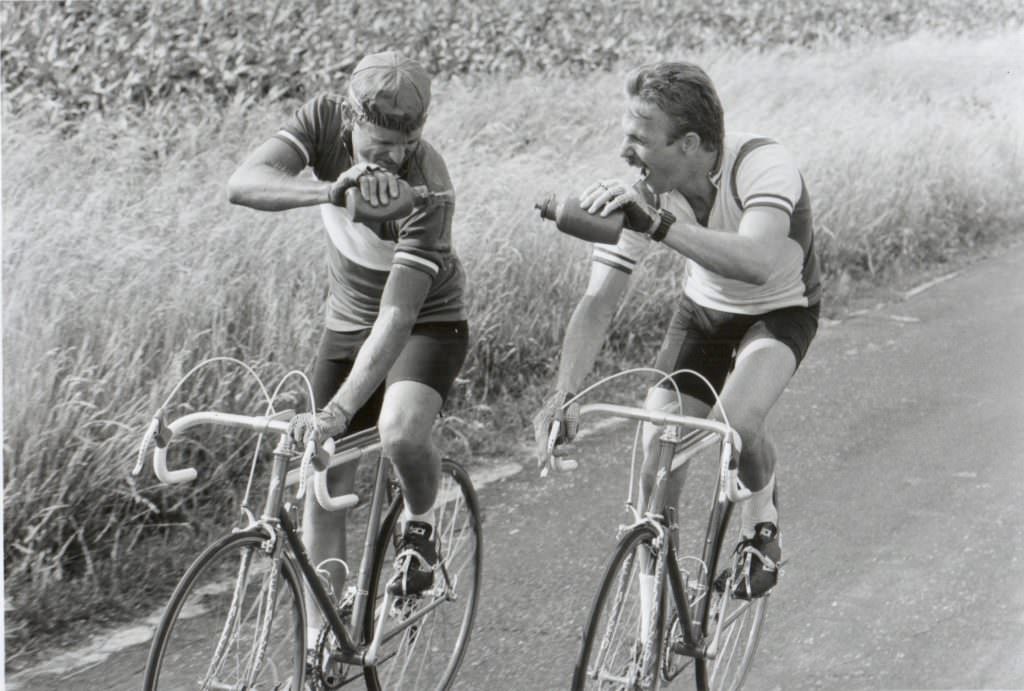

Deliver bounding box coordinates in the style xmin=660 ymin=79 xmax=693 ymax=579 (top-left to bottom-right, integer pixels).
xmin=625 ymin=62 xmax=724 ymax=152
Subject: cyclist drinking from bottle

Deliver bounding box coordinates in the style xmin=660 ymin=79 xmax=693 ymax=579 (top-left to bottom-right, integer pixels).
xmin=227 ymin=51 xmax=468 ymax=649
xmin=534 ymin=61 xmax=821 ymax=599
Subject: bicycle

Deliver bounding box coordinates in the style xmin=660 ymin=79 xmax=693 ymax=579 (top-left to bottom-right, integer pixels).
xmin=545 ymin=372 xmax=769 ymax=691
xmin=133 ymin=404 xmax=482 ymax=690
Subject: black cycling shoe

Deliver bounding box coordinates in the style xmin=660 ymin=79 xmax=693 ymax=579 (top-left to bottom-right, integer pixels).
xmin=387 ymin=520 xmax=438 ymax=597
xmin=732 ymin=521 xmax=781 ymax=600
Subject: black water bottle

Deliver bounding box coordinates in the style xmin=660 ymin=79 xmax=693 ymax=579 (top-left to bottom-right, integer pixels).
xmin=343 ymin=180 xmax=436 ymax=223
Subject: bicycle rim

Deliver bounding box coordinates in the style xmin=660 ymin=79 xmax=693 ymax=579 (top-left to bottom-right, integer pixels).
xmin=362 ymin=459 xmax=482 ymax=691
xmin=573 ymin=524 xmax=665 ymax=691
xmin=143 ymin=529 xmax=306 ymax=691
xmin=696 ymin=502 xmax=768 ymax=691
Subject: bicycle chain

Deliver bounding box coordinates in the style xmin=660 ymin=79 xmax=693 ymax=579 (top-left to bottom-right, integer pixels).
xmin=309 ymin=621 xmax=346 ymax=690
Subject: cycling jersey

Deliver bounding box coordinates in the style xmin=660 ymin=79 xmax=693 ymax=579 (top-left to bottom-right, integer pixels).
xmin=593 ymin=133 xmax=821 ymax=314
xmin=275 ymin=95 xmax=466 ymax=330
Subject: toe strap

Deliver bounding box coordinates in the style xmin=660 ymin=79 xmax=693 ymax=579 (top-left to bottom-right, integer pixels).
xmin=740 ymin=545 xmax=777 ymax=572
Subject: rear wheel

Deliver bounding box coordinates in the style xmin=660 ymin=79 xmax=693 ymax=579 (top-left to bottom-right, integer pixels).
xmin=574 ymin=523 xmax=665 ymax=690
xmin=695 ymin=500 xmax=768 ymax=691
xmin=362 ymin=459 xmax=482 ymax=690
xmin=143 ymin=528 xmax=306 ymax=690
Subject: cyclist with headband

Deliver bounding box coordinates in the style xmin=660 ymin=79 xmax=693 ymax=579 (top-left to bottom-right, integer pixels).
xmin=228 ymin=51 xmax=468 ymax=648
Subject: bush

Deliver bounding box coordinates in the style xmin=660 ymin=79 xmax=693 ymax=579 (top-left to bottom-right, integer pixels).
xmin=3 ymin=0 xmax=1022 ymax=126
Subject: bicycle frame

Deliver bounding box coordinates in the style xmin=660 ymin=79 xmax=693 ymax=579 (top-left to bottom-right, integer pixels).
xmin=142 ymin=410 xmax=453 ymax=673
xmin=576 ymin=403 xmax=746 ymax=670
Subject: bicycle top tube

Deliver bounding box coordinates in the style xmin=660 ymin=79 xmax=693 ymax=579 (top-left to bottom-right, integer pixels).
xmin=579 ymin=402 xmax=739 ymax=445
xmin=576 ymin=402 xmax=752 ymax=503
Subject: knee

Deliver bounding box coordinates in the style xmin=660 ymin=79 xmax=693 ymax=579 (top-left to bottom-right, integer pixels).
xmin=380 ymin=432 xmax=428 ymax=463
xmin=378 ymin=416 xmax=429 ymax=463
xmin=733 ymin=420 xmax=770 ymax=460
xmin=705 ymin=401 xmax=765 ymax=454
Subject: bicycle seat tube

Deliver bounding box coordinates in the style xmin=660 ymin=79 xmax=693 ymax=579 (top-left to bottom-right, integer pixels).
xmin=351 ymin=452 xmax=392 ymax=641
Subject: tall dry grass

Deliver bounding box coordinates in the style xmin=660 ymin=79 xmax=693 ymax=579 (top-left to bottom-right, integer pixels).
xmin=3 ymin=31 xmax=1023 ymax=640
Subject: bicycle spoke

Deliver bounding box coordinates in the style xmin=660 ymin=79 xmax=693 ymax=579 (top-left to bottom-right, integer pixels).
xmin=698 ymin=508 xmax=768 ymax=691
xmin=364 ymin=460 xmax=481 ymax=691
xmin=594 ymin=549 xmax=637 ymax=675
xmin=143 ymin=531 xmax=305 ymax=691
xmin=575 ymin=525 xmax=661 ymax=691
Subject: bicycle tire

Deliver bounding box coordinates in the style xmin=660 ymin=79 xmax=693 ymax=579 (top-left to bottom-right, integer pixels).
xmin=574 ymin=523 xmax=666 ymax=691
xmin=362 ymin=458 xmax=482 ymax=691
xmin=694 ymin=500 xmax=768 ymax=691
xmin=142 ymin=528 xmax=306 ymax=691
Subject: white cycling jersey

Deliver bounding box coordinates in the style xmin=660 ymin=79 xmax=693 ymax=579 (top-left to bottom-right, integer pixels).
xmin=593 ymin=132 xmax=821 ymax=315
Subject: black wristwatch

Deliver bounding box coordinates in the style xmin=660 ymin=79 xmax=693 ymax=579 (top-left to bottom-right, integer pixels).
xmin=648 ymin=208 xmax=676 ymax=242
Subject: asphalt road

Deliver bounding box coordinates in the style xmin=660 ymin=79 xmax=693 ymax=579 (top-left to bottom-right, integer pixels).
xmin=9 ymin=244 xmax=1024 ymax=690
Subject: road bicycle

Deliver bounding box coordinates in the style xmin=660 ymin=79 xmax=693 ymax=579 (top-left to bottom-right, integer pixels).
xmin=547 ymin=372 xmax=769 ymax=691
xmin=133 ymin=405 xmax=481 ymax=690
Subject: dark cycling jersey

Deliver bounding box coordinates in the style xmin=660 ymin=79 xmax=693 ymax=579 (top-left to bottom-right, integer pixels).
xmin=275 ymin=94 xmax=466 ymax=330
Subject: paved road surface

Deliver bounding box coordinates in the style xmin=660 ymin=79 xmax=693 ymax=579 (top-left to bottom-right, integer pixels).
xmin=9 ymin=245 xmax=1024 ymax=690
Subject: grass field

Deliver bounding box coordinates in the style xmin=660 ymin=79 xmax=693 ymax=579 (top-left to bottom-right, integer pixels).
xmin=3 ymin=28 xmax=1023 ymax=653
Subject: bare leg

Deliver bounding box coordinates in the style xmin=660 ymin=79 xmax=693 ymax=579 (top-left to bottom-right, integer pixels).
xmin=302 ymin=459 xmax=357 ymax=632
xmin=715 ymin=337 xmax=797 ymax=492
xmin=639 ymin=335 xmax=796 ymax=528
xmin=376 ymin=380 xmax=444 ymax=517
xmin=714 ymin=337 xmax=797 ymax=537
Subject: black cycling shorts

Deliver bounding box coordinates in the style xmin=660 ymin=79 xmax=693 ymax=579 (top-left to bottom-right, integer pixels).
xmin=654 ymin=296 xmax=819 ymax=406
xmin=311 ymin=320 xmax=469 ymax=432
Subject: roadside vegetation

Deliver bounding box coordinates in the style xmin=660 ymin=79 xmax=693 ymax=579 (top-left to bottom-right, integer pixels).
xmin=3 ymin=0 xmax=1022 ymax=662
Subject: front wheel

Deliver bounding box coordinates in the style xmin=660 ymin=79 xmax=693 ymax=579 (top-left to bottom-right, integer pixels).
xmin=142 ymin=528 xmax=306 ymax=690
xmin=362 ymin=458 xmax=482 ymax=691
xmin=573 ymin=523 xmax=666 ymax=690
xmin=696 ymin=501 xmax=768 ymax=691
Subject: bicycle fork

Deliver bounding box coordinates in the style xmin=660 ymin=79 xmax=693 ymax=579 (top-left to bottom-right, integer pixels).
xmin=590 ymin=522 xmax=667 ymax=690
xmin=639 ymin=531 xmax=666 ymax=689
xmin=208 ymin=437 xmax=294 ymax=686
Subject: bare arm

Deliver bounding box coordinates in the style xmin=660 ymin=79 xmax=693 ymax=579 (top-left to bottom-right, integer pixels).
xmin=555 ymin=263 xmax=631 ymax=394
xmin=324 ymin=265 xmax=431 ymax=416
xmin=660 ymin=206 xmax=793 ymax=285
xmin=226 ymin=137 xmax=333 ymax=211
xmin=584 ymin=179 xmax=794 ymax=286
